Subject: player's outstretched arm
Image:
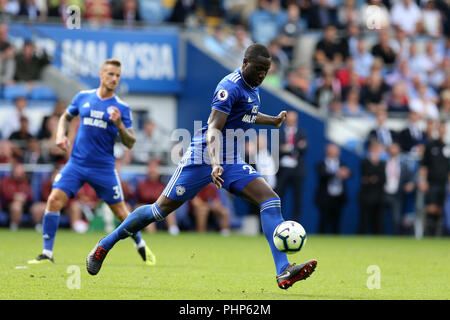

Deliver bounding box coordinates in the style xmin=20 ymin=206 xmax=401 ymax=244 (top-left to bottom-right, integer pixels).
xmin=56 ymin=110 xmax=75 ymax=152
xmin=255 ymin=111 xmax=287 ymax=127
xmin=206 ymin=109 xmax=228 ymax=188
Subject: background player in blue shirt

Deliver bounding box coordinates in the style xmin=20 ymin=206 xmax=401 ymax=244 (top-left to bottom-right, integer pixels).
xmin=28 ymin=59 xmax=156 ymax=266
xmin=87 ymin=45 xmax=317 ymax=289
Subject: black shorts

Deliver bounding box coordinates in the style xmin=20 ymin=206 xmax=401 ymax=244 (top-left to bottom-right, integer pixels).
xmin=425 ymin=184 xmax=447 ymax=207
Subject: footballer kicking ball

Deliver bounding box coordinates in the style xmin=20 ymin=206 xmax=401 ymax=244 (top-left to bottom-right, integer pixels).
xmin=273 ymin=221 xmax=307 ymax=254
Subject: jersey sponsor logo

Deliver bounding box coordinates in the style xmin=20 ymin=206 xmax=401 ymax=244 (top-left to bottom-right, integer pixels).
xmin=248 ymin=96 xmax=252 ymax=103
xmin=217 ymin=89 xmax=228 ymax=101
xmin=83 ymin=117 xmax=108 ymax=129
xmin=176 ymin=185 xmax=186 ymax=196
xmin=90 ymin=110 xmax=105 ymax=119
xmin=82 ymin=102 xmax=90 ymax=108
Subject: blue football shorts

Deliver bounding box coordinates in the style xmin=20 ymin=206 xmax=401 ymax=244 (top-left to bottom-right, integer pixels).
xmin=162 ymin=151 xmax=262 ymax=203
xmin=52 ymin=160 xmax=124 ymax=204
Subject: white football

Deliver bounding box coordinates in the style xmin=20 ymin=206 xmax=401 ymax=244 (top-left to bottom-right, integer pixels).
xmin=272 ymin=221 xmax=307 ymax=254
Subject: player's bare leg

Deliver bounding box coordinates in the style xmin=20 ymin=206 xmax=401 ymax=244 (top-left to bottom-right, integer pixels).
xmin=241 ymin=177 xmax=317 ymax=289
xmin=109 ymin=201 xmax=156 ymax=265
xmin=28 ymin=189 xmax=68 ymax=264
xmin=87 ymin=195 xmax=182 ymax=275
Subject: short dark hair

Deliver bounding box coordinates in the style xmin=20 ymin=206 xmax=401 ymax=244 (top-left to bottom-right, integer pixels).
xmin=244 ymin=44 xmax=271 ymax=62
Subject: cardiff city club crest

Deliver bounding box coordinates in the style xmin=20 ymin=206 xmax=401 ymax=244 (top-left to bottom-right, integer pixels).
xmin=176 ymin=185 xmax=186 ymax=196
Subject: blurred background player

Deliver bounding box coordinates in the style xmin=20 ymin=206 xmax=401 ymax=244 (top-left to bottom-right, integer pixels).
xmin=28 ymin=58 xmax=155 ymax=265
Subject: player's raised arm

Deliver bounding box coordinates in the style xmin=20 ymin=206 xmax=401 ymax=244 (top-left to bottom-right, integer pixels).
xmin=109 ymin=106 xmax=136 ymax=149
xmin=206 ymin=109 xmax=228 ymax=188
xmin=56 ymin=110 xmax=75 ymax=152
xmin=255 ymin=110 xmax=287 ymax=127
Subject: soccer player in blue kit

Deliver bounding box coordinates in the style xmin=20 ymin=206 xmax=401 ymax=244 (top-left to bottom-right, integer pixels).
xmin=28 ymin=59 xmax=156 ymax=266
xmin=87 ymin=45 xmax=317 ymax=289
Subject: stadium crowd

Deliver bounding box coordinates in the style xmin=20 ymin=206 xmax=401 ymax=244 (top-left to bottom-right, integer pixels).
xmin=0 ymin=0 xmax=449 ymax=236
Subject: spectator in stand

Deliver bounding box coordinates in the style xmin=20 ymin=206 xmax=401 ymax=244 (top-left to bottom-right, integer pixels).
xmin=278 ymin=3 xmax=304 ymax=60
xmin=352 ymin=37 xmax=374 ymax=79
xmin=385 ymin=59 xmax=413 ymax=87
xmin=267 ymin=39 xmax=289 ymax=77
xmin=307 ymin=0 xmax=336 ymax=30
xmin=341 ymin=87 xmax=367 ymax=118
xmin=439 ymin=89 xmax=450 ymax=120
xmin=29 ymin=167 xmax=66 ymax=232
xmin=0 ymin=139 xmax=13 ymax=163
xmin=275 ymin=110 xmax=307 ymax=222
xmin=313 ymin=24 xmax=344 ymax=73
xmin=313 ymin=64 xmax=341 ymax=112
xmin=337 ymin=0 xmax=359 ymax=29
xmin=358 ymin=140 xmax=386 ymax=235
xmin=421 ymin=0 xmax=442 ymax=39
xmin=85 ymin=0 xmax=112 ymax=26
xmin=37 ymin=100 xmax=66 ymax=140
xmin=37 ymin=114 xmax=66 ymax=164
xmin=0 ymin=23 xmax=10 ymax=52
xmin=23 ymin=137 xmax=43 ymax=164
xmin=18 ymin=0 xmax=41 ymax=21
xmin=335 ymin=56 xmax=354 ymax=89
xmin=248 ymin=0 xmax=286 ymax=45
xmin=383 ymin=142 xmax=414 ymax=235
xmin=398 ymin=110 xmax=426 ymax=153
xmin=366 ymin=109 xmax=396 ymax=154
xmin=0 ymin=42 xmax=15 ymax=87
xmin=339 ymin=23 xmax=360 ymax=60
xmin=360 ymin=70 xmax=390 ymax=114
xmin=285 ymin=65 xmax=312 ymax=102
xmin=135 ymin=159 xmax=179 ymax=235
xmin=9 ymin=116 xmax=34 ymax=162
xmin=264 ymin=60 xmax=283 ymax=89
xmin=315 ymin=143 xmax=351 ymax=234
xmin=204 ymin=25 xmax=228 ymax=58
xmin=113 ymin=0 xmax=141 ymax=27
xmin=390 ymin=0 xmax=422 ymax=37
xmin=0 ymin=0 xmax=18 ymax=22
xmin=391 ymin=28 xmax=411 ymax=62
xmin=14 ymin=40 xmax=50 ymax=83
xmin=223 ymin=24 xmax=253 ymax=63
xmin=67 ymin=183 xmax=99 ymax=233
xmin=386 ymin=81 xmax=409 ymax=114
xmin=2 ymin=96 xmax=40 ymax=139
xmin=190 ymin=183 xmax=230 ymax=235
xmin=409 ymin=82 xmax=440 ymax=120
xmin=0 ymin=162 xmax=33 ymax=230
xmin=371 ymin=30 xmax=397 ymax=68
xmin=167 ymin=0 xmax=197 ymax=24
xmin=132 ymin=118 xmax=171 ymax=165
xmin=418 ymin=121 xmax=450 ymax=236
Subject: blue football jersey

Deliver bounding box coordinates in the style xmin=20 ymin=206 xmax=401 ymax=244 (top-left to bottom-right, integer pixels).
xmin=67 ymin=89 xmax=132 ymax=168
xmin=190 ymin=69 xmax=261 ymax=164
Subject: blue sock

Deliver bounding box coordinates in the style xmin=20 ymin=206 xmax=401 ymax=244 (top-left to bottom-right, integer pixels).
xmin=42 ymin=211 xmax=60 ymax=254
xmin=260 ymin=198 xmax=290 ymax=275
xmin=99 ymin=204 xmax=164 ymax=250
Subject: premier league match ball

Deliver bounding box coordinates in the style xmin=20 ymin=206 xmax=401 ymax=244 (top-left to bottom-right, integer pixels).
xmin=273 ymin=221 xmax=307 ymax=254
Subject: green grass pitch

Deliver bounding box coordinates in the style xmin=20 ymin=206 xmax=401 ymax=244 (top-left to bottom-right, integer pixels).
xmin=0 ymin=229 xmax=448 ymax=300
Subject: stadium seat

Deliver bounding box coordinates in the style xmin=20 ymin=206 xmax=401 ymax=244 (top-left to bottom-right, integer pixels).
xmin=3 ymin=84 xmax=28 ymax=101
xmin=29 ymin=85 xmax=58 ymax=101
